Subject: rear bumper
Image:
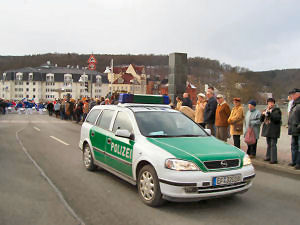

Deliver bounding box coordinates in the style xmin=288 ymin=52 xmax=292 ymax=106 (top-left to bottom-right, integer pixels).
xmin=159 ymin=166 xmax=255 ymax=202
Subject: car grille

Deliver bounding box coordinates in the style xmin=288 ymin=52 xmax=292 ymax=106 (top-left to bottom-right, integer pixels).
xmin=204 ymin=159 xmax=240 ymax=169
xmin=197 ymin=182 xmax=248 ymax=193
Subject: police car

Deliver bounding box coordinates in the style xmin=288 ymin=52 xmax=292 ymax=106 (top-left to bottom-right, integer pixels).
xmin=79 ymin=94 xmax=255 ymax=206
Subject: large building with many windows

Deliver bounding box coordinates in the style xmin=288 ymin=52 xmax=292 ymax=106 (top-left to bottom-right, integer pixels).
xmin=0 ymin=62 xmax=109 ymax=102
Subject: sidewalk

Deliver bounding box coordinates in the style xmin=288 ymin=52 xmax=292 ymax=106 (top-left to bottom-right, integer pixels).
xmin=228 ymin=126 xmax=300 ymax=175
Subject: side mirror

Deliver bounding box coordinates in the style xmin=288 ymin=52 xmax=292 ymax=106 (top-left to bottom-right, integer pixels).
xmin=204 ymin=129 xmax=211 ymax=135
xmin=115 ymin=129 xmax=135 ymax=140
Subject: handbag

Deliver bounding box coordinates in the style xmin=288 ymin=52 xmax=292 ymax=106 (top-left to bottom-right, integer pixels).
xmin=244 ymin=127 xmax=256 ymax=145
xmin=234 ymin=123 xmax=243 ymax=132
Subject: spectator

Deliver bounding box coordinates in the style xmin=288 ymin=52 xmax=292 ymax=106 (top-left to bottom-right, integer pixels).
xmin=244 ymin=100 xmax=261 ymax=158
xmin=37 ymin=102 xmax=45 ymax=115
xmin=228 ymin=98 xmax=244 ymax=148
xmin=100 ymin=97 xmax=105 ymax=105
xmin=195 ymin=93 xmax=206 ymax=128
xmin=54 ymin=100 xmax=61 ymax=118
xmin=182 ymin=93 xmax=193 ymax=109
xmin=215 ymin=94 xmax=231 ymax=142
xmin=75 ymin=100 xmax=83 ymax=123
xmin=288 ymin=95 xmax=294 ymax=117
xmin=83 ymin=100 xmax=89 ymax=121
xmin=204 ymin=90 xmax=217 ymax=136
xmin=288 ymin=88 xmax=300 ymax=170
xmin=260 ymin=98 xmax=282 ymax=164
xmin=46 ymin=101 xmax=54 ymax=116
xmin=60 ymin=100 xmax=66 ymax=120
xmin=175 ymin=96 xmax=183 ymax=110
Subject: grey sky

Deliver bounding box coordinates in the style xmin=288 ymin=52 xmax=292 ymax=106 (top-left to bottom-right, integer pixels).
xmin=1 ymin=0 xmax=299 ymax=71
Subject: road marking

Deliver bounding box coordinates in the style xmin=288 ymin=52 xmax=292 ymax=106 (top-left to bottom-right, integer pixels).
xmin=50 ymin=136 xmax=70 ymax=146
xmin=16 ymin=128 xmax=85 ymax=225
xmin=33 ymin=126 xmax=40 ymax=131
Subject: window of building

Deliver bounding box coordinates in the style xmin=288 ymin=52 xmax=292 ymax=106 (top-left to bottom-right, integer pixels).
xmin=29 ymin=73 xmax=33 ymax=81
xmin=33 ymin=95 xmax=36 ymax=98
xmin=16 ymin=72 xmax=23 ymax=81
xmin=26 ymin=88 xmax=29 ymax=92
xmin=46 ymin=73 xmax=54 ymax=82
xmin=33 ymin=88 xmax=35 ymax=92
xmin=33 ymin=82 xmax=35 ymax=85
xmin=26 ymin=82 xmax=29 ymax=85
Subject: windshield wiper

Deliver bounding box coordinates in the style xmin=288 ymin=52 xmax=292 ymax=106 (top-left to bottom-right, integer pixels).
xmin=146 ymin=135 xmax=173 ymax=138
xmin=172 ymin=134 xmax=205 ymax=137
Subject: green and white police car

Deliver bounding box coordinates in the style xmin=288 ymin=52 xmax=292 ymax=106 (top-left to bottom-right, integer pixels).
xmin=79 ymin=94 xmax=255 ymax=206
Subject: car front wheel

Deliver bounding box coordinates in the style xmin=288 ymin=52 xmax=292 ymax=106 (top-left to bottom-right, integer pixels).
xmin=137 ymin=165 xmax=164 ymax=207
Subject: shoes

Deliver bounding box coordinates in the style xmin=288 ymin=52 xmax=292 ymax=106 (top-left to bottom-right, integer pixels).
xmin=288 ymin=163 xmax=296 ymax=167
xmin=270 ymin=161 xmax=278 ymax=164
xmin=295 ymin=165 xmax=300 ymax=170
xmin=264 ymin=158 xmax=270 ymax=161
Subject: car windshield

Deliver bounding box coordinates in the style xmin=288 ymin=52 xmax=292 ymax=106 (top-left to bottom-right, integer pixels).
xmin=134 ymin=111 xmax=208 ymax=137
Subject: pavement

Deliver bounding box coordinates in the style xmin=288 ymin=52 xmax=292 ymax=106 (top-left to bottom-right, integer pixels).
xmin=227 ymin=126 xmax=300 ymax=175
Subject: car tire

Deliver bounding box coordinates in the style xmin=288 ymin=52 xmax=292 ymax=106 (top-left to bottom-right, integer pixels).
xmin=137 ymin=165 xmax=165 ymax=207
xmin=83 ymin=144 xmax=97 ymax=171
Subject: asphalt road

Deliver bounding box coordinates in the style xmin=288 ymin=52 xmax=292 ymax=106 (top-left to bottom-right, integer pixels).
xmin=0 ymin=114 xmax=299 ymax=225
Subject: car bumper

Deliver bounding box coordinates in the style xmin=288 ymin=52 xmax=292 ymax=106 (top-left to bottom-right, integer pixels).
xmin=159 ymin=165 xmax=255 ymax=202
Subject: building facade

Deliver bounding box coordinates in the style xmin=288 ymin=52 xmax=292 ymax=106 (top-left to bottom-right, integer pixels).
xmin=0 ymin=62 xmax=109 ymax=102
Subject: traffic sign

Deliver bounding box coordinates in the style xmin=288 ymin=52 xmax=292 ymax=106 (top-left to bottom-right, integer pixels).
xmin=88 ymin=63 xmax=96 ymax=71
xmin=88 ymin=54 xmax=97 ymax=64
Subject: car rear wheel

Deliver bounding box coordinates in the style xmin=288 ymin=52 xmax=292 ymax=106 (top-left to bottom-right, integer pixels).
xmin=137 ymin=165 xmax=164 ymax=207
xmin=83 ymin=144 xmax=96 ymax=171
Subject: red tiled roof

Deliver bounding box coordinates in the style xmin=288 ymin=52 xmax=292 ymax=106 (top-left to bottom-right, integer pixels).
xmin=132 ymin=64 xmax=145 ymax=75
xmin=113 ymin=73 xmax=140 ymax=84
xmin=113 ymin=66 xmax=128 ymax=74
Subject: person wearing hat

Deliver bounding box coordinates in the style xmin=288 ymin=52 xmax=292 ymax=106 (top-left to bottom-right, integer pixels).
xmin=195 ymin=93 xmax=207 ymax=128
xmin=228 ymin=98 xmax=244 ymax=148
xmin=260 ymin=98 xmax=282 ymax=164
xmin=244 ymin=100 xmax=261 ymax=158
xmin=215 ymin=94 xmax=231 ymax=142
xmin=288 ymin=88 xmax=300 ymax=169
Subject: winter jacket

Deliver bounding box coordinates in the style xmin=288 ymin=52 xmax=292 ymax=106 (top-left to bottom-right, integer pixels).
xmin=288 ymin=97 xmax=300 ymax=136
xmin=244 ymin=109 xmax=261 ymax=140
xmin=215 ymin=102 xmax=231 ymax=127
xmin=195 ymin=101 xmax=206 ymax=123
xmin=228 ymin=105 xmax=244 ymax=135
xmin=204 ymin=97 xmax=217 ymax=124
xmin=182 ymin=98 xmax=193 ymax=109
xmin=260 ymin=107 xmax=282 ymax=138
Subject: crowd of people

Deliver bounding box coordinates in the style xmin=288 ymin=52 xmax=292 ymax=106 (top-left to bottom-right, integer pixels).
xmin=175 ymin=87 xmax=300 ymax=170
xmin=1 ymin=88 xmax=299 ymax=169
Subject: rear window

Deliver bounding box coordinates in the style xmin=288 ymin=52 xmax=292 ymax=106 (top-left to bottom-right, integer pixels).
xmin=85 ymin=109 xmax=101 ymax=124
xmin=97 ymin=110 xmax=115 ymax=130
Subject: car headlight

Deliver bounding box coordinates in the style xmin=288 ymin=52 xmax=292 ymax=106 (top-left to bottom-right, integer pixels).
xmin=165 ymin=159 xmax=200 ymax=171
xmin=243 ymin=154 xmax=252 ymax=166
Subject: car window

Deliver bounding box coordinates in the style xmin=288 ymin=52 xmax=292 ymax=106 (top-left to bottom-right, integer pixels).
xmin=134 ymin=111 xmax=207 ymax=137
xmin=85 ymin=109 xmax=101 ymax=124
xmin=97 ymin=110 xmax=115 ymax=130
xmin=113 ymin=111 xmax=133 ymax=133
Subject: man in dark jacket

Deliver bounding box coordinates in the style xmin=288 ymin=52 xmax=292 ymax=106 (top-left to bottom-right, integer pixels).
xmin=204 ymin=90 xmax=217 ymax=136
xmin=260 ymin=98 xmax=282 ymax=164
xmin=288 ymin=88 xmax=300 ymax=170
xmin=182 ymin=93 xmax=193 ymax=109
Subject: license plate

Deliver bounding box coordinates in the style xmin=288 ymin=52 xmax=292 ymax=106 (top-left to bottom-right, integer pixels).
xmin=213 ymin=174 xmax=242 ymax=186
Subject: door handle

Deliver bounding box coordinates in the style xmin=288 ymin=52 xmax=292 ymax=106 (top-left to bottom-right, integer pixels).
xmin=91 ymin=132 xmax=95 ymax=137
xmin=107 ymin=138 xmax=112 ymax=144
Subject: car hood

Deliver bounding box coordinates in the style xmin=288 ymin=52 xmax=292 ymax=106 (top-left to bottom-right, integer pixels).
xmin=147 ymin=136 xmax=245 ymax=172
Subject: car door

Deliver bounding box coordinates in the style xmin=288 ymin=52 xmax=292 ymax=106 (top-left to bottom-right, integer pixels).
xmin=90 ymin=109 xmax=115 ymax=163
xmin=105 ymin=111 xmax=135 ymax=177
xmin=81 ymin=108 xmax=101 ymax=148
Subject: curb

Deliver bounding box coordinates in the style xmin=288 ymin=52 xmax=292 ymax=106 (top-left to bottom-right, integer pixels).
xmin=252 ymin=159 xmax=300 ymax=175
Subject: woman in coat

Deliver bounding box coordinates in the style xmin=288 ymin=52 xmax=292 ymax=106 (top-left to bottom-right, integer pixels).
xmin=244 ymin=100 xmax=261 ymax=158
xmin=175 ymin=96 xmax=183 ymax=110
xmin=194 ymin=93 xmax=207 ymax=128
xmin=260 ymin=98 xmax=282 ymax=164
xmin=228 ymin=98 xmax=244 ymax=148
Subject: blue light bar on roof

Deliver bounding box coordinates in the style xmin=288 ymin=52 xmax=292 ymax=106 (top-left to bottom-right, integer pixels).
xmin=119 ymin=94 xmax=170 ymax=104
